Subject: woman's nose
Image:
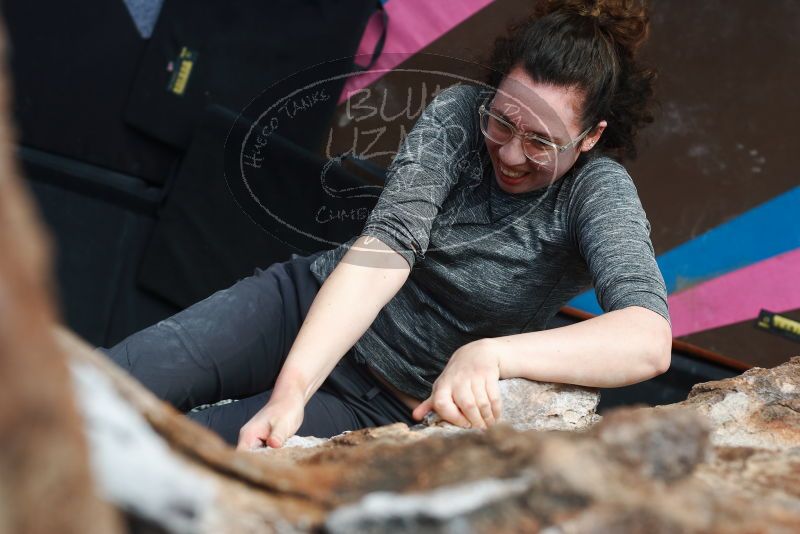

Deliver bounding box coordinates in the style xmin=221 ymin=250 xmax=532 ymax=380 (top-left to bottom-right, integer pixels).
xmin=497 ymin=135 xmax=527 ymax=167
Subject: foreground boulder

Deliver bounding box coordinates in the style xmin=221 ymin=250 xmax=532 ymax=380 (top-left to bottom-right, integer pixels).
xmin=61 ymin=334 xmax=800 ymax=533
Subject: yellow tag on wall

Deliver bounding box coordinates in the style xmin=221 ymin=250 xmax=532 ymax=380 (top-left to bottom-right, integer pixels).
xmin=756 ymin=309 xmax=800 ymax=343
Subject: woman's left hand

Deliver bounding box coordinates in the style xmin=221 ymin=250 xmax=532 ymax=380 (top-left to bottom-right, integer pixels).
xmin=411 ymin=339 xmax=503 ymax=429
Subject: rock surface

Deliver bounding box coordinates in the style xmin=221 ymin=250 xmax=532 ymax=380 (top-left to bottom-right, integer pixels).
xmin=250 ymin=376 xmax=600 ymax=465
xmin=58 ymin=328 xmax=326 ymax=533
xmin=426 ymin=378 xmax=601 ymax=432
xmin=62 ymin=338 xmax=800 ymax=533
xmin=675 ymin=356 xmax=800 ymax=450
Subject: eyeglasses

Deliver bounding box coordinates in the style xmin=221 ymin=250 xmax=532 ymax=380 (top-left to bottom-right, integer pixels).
xmin=478 ymin=103 xmax=593 ymax=166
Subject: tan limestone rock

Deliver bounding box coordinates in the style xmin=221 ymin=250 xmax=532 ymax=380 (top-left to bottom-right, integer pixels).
xmin=675 ymin=356 xmax=800 ymax=450
xmin=57 ymin=334 xmax=800 ymax=532
xmin=261 ymin=377 xmax=601 ymax=462
xmin=423 ymin=378 xmax=601 ymax=432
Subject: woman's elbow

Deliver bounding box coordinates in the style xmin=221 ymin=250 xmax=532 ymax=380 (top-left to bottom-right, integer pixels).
xmin=650 ymin=324 xmax=673 ymax=377
xmin=630 ymin=307 xmax=673 ymax=377
xmin=652 ymin=348 xmax=672 ymax=377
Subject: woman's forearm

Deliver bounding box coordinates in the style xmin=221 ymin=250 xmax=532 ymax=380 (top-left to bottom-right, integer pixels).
xmin=492 ymin=306 xmax=672 ymax=388
xmin=272 ymin=235 xmax=410 ymax=404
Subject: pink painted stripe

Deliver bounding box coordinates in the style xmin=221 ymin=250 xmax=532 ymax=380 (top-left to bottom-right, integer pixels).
xmin=339 ymin=0 xmax=495 ymax=103
xmin=669 ymin=248 xmax=800 ymax=338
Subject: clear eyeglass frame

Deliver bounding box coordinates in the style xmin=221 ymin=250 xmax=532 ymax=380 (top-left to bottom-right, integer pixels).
xmin=478 ymin=102 xmax=594 ymax=165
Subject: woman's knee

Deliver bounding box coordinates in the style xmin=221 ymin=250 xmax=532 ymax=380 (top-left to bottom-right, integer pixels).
xmin=99 ymin=262 xmax=299 ymax=408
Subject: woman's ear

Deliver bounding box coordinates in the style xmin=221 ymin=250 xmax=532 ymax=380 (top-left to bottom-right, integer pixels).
xmin=580 ymin=120 xmax=608 ymax=152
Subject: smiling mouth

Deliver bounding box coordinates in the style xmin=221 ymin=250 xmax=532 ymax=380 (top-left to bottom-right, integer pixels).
xmin=498 ymin=164 xmax=530 ymax=180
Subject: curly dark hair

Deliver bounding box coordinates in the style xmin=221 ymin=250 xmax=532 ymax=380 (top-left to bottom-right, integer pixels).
xmin=484 ymin=0 xmax=658 ymax=163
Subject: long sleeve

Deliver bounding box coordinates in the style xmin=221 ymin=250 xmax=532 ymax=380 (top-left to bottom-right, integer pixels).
xmin=360 ymin=84 xmax=475 ymax=269
xmin=568 ymin=159 xmax=671 ymax=326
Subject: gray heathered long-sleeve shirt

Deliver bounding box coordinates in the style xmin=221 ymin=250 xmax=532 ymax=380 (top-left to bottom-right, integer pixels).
xmin=310 ymin=83 xmax=670 ymax=401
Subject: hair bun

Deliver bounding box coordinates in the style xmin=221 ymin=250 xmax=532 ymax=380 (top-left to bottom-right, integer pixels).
xmin=534 ymin=0 xmax=651 ymax=56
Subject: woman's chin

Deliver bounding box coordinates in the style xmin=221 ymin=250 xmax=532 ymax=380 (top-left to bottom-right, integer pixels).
xmin=494 ymin=168 xmax=541 ymax=194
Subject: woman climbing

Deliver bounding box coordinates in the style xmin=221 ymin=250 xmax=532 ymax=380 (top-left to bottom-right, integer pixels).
xmin=102 ymin=0 xmax=672 ymax=449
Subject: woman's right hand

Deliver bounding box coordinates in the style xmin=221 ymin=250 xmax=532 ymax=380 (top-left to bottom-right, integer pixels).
xmin=236 ymin=390 xmax=306 ymax=451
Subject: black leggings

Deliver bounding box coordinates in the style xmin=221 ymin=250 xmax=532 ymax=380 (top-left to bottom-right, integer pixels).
xmin=100 ymin=252 xmax=416 ymax=445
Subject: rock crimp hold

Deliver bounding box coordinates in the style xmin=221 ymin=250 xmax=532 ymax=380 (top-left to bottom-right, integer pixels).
xmin=272 ymin=377 xmax=601 ymax=456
